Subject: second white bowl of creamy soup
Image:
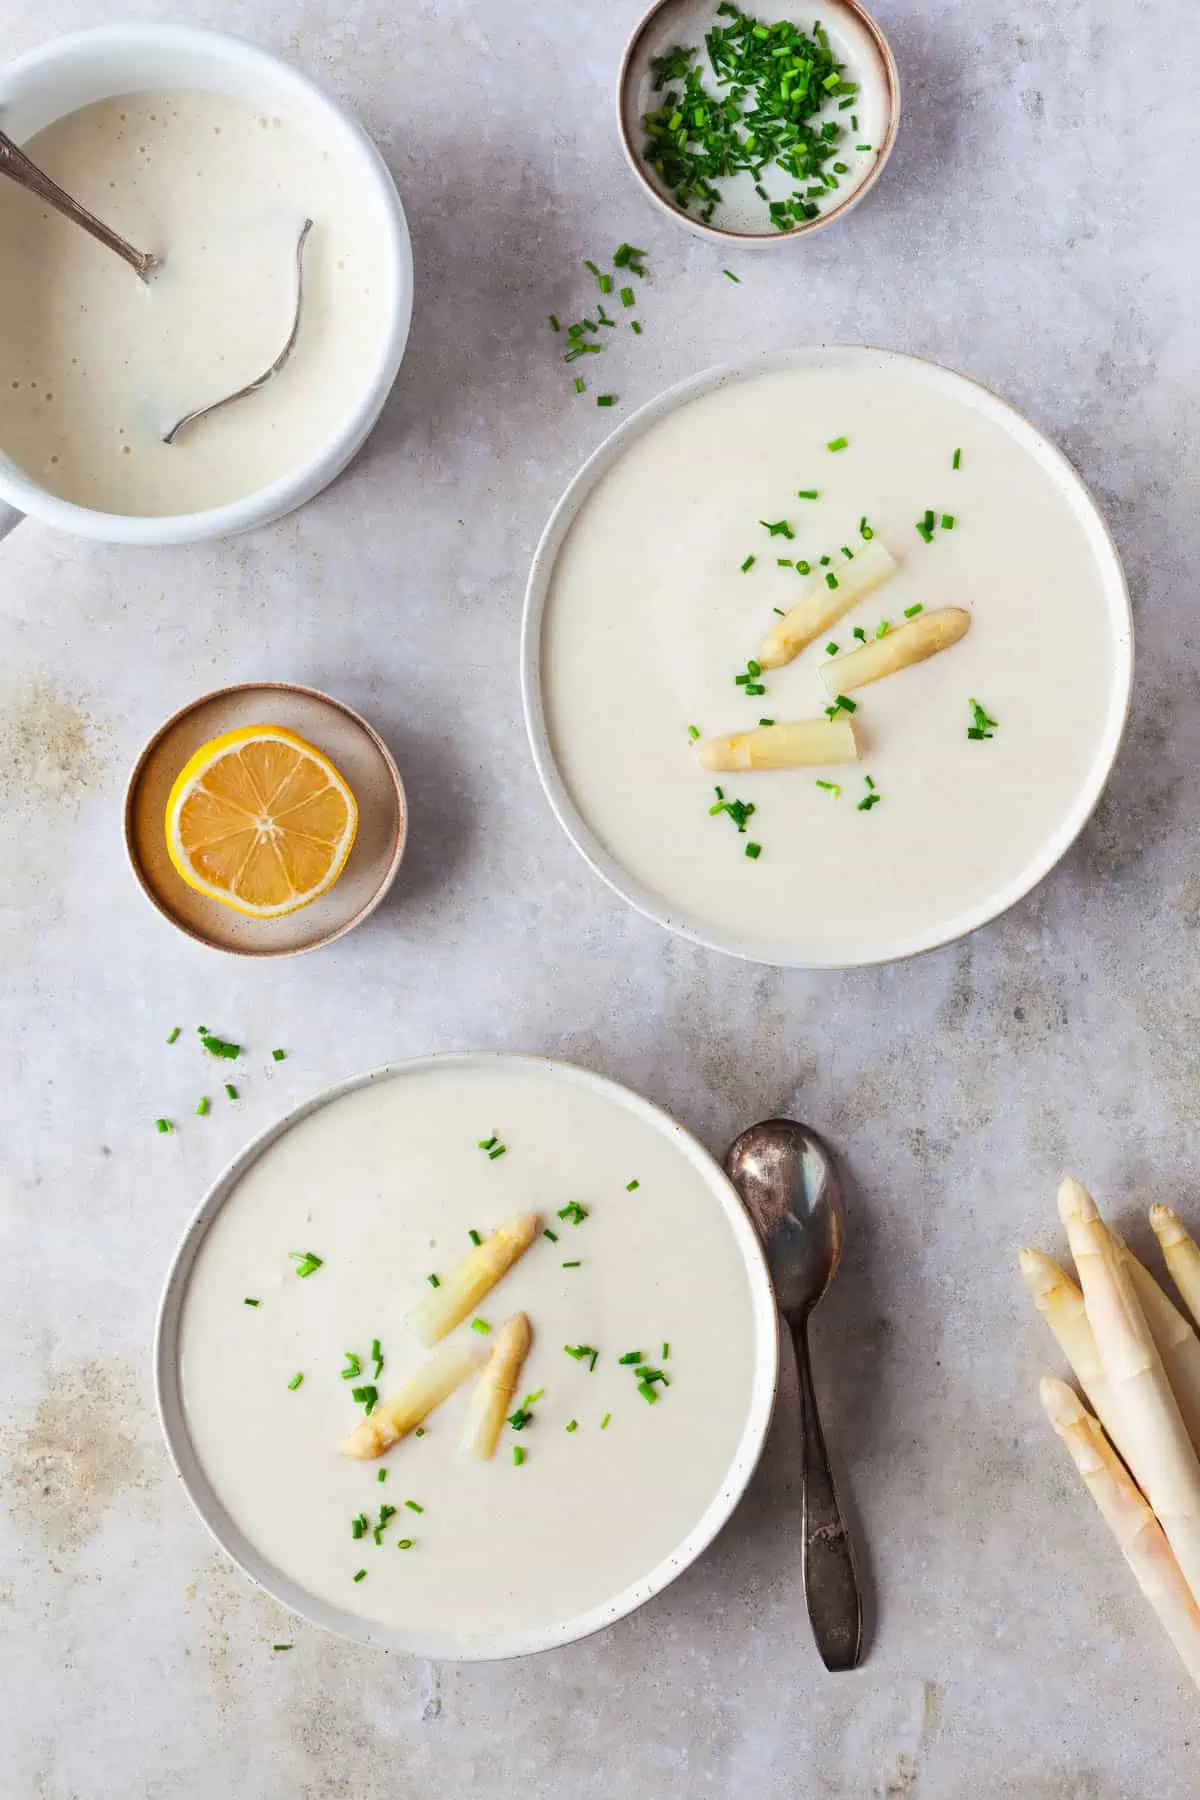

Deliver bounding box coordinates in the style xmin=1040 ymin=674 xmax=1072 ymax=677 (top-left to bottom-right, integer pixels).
xmin=0 ymin=25 xmax=412 ymax=544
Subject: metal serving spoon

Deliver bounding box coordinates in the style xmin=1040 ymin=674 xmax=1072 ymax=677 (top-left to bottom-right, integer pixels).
xmin=162 ymin=217 xmax=312 ymax=445
xmin=0 ymin=126 xmax=160 ymax=280
xmin=726 ymin=1118 xmax=864 ymax=1671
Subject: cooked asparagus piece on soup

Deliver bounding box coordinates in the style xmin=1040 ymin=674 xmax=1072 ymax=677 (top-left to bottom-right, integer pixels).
xmin=461 ymin=1313 xmax=533 ymax=1460
xmin=341 ymin=1341 xmax=483 ymax=1459
xmin=1058 ymin=1177 xmax=1200 ymax=1602
xmin=757 ymin=540 xmax=898 ymax=668
xmin=821 ymin=607 xmax=971 ymax=696
xmin=408 ymin=1212 xmax=539 ymax=1347
xmin=1040 ymin=1375 xmax=1200 ymax=1692
xmin=697 ymin=717 xmax=859 ymax=772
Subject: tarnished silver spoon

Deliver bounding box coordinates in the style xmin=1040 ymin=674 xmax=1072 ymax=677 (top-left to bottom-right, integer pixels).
xmin=726 ymin=1118 xmax=864 ymax=1671
xmin=0 ymin=126 xmax=160 ymax=280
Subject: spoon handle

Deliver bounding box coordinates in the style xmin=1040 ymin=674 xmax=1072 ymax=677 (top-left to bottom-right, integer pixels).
xmin=793 ymin=1316 xmax=863 ymax=1671
xmin=0 ymin=129 xmax=158 ymax=281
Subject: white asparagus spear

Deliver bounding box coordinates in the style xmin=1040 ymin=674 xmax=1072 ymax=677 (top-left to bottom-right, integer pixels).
xmin=1117 ymin=1238 xmax=1200 ymax=1457
xmin=1018 ymin=1247 xmax=1133 ymax=1465
xmin=461 ymin=1313 xmax=532 ymax=1460
xmin=1150 ymin=1206 xmax=1200 ymax=1330
xmin=1040 ymin=1375 xmax=1200 ymax=1692
xmin=697 ymin=716 xmax=858 ymax=772
xmin=407 ymin=1211 xmax=539 ymax=1347
xmin=1058 ymin=1176 xmax=1200 ymax=1600
xmin=820 ymin=607 xmax=971 ymax=696
xmin=757 ymin=539 xmax=898 ymax=669
xmin=341 ymin=1341 xmax=483 ymax=1459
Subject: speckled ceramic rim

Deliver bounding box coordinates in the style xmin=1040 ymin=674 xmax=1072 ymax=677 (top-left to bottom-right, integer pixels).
xmin=123 ymin=681 xmax=408 ymax=958
xmin=616 ymin=0 xmax=900 ymax=244
xmin=0 ymin=24 xmax=413 ymax=544
xmin=521 ymin=345 xmax=1135 ymax=970
xmin=154 ymin=1051 xmax=780 ymax=1661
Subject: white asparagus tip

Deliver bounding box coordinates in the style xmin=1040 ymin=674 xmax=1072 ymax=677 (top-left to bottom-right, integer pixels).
xmin=1019 ymin=1245 xmax=1069 ymax=1304
xmin=460 ymin=1311 xmax=533 ymax=1461
xmin=1150 ymin=1204 xmax=1189 ymax=1249
xmin=1057 ymin=1175 xmax=1099 ymax=1227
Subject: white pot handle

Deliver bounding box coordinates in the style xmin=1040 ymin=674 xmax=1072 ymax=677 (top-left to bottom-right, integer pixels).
xmin=0 ymin=500 xmax=24 ymax=541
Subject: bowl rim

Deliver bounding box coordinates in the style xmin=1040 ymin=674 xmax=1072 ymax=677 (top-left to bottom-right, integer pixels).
xmin=0 ymin=23 xmax=413 ymax=543
xmin=615 ymin=0 xmax=901 ymax=245
xmin=153 ymin=1050 xmax=782 ymax=1660
xmin=520 ymin=343 xmax=1135 ymax=970
xmin=123 ymin=680 xmax=408 ymax=957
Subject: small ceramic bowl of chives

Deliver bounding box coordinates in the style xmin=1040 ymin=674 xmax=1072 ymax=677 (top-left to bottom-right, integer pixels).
xmin=617 ymin=0 xmax=899 ymax=245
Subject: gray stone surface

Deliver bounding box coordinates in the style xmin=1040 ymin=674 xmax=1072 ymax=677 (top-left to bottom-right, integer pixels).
xmin=1 ymin=0 xmax=1198 ymax=1794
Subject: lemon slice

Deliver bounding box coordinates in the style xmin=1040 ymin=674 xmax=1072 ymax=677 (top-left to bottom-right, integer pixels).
xmin=165 ymin=725 xmax=358 ymax=918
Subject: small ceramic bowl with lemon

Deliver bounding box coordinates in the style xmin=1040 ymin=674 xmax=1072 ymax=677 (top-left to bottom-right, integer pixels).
xmin=125 ymin=683 xmax=406 ymax=956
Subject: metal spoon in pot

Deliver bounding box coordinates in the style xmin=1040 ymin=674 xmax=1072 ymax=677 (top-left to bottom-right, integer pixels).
xmin=0 ymin=126 xmax=160 ymax=280
xmin=726 ymin=1118 xmax=864 ymax=1671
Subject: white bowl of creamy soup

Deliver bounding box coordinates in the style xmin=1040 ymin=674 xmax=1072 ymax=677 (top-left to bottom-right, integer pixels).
xmin=523 ymin=347 xmax=1133 ymax=968
xmin=0 ymin=25 xmax=412 ymax=545
xmin=155 ymin=1054 xmax=779 ymax=1659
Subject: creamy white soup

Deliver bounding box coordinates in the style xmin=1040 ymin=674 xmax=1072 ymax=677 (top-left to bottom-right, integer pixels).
xmin=176 ymin=1060 xmax=767 ymax=1652
xmin=538 ymin=357 xmax=1128 ymax=965
xmin=0 ymin=91 xmax=391 ymax=515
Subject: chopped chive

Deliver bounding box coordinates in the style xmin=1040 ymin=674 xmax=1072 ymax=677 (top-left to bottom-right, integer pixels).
xmin=723 ymin=268 xmax=741 ymax=282
xmin=875 ymin=620 xmax=889 ymax=638
xmin=687 ymin=725 xmax=700 ymax=742
xmin=353 ymin=1569 xmax=366 ymax=1582
xmin=155 ymin=1118 xmax=172 ymax=1134
xmin=826 ymin=694 xmax=857 ymax=715
xmin=478 ymin=1135 xmax=498 ymax=1150
xmin=796 ymin=559 xmax=811 ymax=575
xmin=859 ymin=516 xmax=874 ymax=539
xmin=630 ymin=319 xmax=643 ymax=334
xmin=557 ymin=1201 xmax=589 ymax=1226
xmin=941 ymin=513 xmax=956 ymax=530
xmin=351 ymin=1385 xmax=378 ymax=1414
xmin=853 ymin=625 xmax=867 ymax=641
xmin=341 ymin=1353 xmax=361 ymax=1380
xmin=745 ymin=842 xmax=762 ymax=859
xmin=598 ymin=273 xmax=613 ymax=294
xmin=564 ymin=1344 xmax=596 ymax=1362
xmin=466 ymin=1229 xmax=483 ymax=1248
xmin=776 ymin=557 xmax=793 ymax=567
xmin=796 ymin=489 xmax=819 ymax=499
xmin=224 ymin=1083 xmax=237 ymax=1100
xmin=758 ymin=718 xmax=775 ymax=727
xmin=562 ymin=1260 xmax=582 ymax=1268
xmin=815 ymin=780 xmax=841 ymax=796
xmin=773 ymin=607 xmax=785 ymax=616
xmin=601 ymin=1412 xmax=612 ymax=1430
xmin=199 ymin=1033 xmax=240 ymax=1059
xmin=548 ymin=314 xmax=560 ymax=331
xmin=397 ymin=1537 xmax=414 ymax=1549
xmin=414 ymin=1427 xmax=425 ymax=1438
xmin=842 ymin=545 xmax=855 ymax=560
xmin=825 ymin=641 xmax=839 ymax=655
xmin=543 ymin=1228 xmax=559 ymax=1242
xmin=865 ymin=775 xmax=876 ymax=790
xmin=618 ymin=1351 xmax=644 ymax=1365
xmin=741 ymin=554 xmax=756 ymax=572
xmin=351 ymin=1513 xmax=368 ymax=1539
xmin=371 ymin=1339 xmax=383 ymax=1378
xmin=195 ymin=1096 xmax=209 ymax=1116
xmin=626 ymin=1178 xmax=640 ymax=1191
xmin=377 ymin=1469 xmax=387 ymax=1483
xmin=405 ymin=1499 xmax=424 ymax=1514
xmin=488 ymin=1145 xmax=507 ymax=1160
xmin=290 ymin=1251 xmax=323 ymax=1278
xmin=662 ymin=1342 xmax=670 ymax=1360
xmin=165 ymin=1026 xmax=181 ymax=1045
xmin=967 ymin=698 xmax=999 ymax=740
xmin=825 ymin=572 xmax=839 ymax=589
xmin=589 ymin=1349 xmax=599 ymax=1372
xmin=597 ymin=395 xmax=616 ymax=407
xmin=288 ymin=1372 xmax=304 ymax=1390
xmin=820 ymin=554 xmax=831 ymax=566
xmin=271 ymin=1048 xmax=285 ymax=1062
xmin=566 ymin=1420 xmax=579 ymax=1433
xmin=573 ymin=376 xmax=585 ymax=394
xmin=619 ymin=285 xmax=635 ymax=307
xmin=470 ymin=1318 xmax=490 ymax=1335
xmin=512 ymin=1446 xmax=525 ymax=1466
xmin=827 ymin=436 xmax=848 ymax=452
xmin=584 ymin=259 xmax=600 ymax=277
xmin=856 ymin=143 xmax=873 ymax=151
xmin=952 ymin=447 xmax=962 ymax=470
xmin=427 ymin=1273 xmax=440 ymax=1288
xmin=915 ymin=520 xmax=934 ymax=544
xmin=272 ymin=1644 xmax=292 ymax=1651
xmin=759 ymin=519 xmax=795 ymax=539
xmin=244 ymin=1297 xmax=260 ymax=1307
xmin=637 ymin=1380 xmax=659 ymax=1405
